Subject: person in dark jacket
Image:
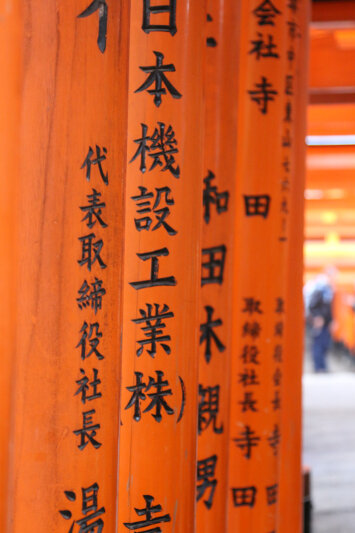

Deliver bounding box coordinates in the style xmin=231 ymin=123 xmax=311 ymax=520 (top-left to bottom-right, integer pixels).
xmin=308 ymin=288 xmax=333 ymax=372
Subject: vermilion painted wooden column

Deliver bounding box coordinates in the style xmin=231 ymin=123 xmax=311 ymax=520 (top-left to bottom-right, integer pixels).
xmin=228 ymin=1 xmax=295 ymax=531
xmin=117 ymin=3 xmax=204 ymax=533
xmin=278 ymin=0 xmax=309 ymax=530
xmin=6 ymin=2 xmax=129 ymax=531
xmin=196 ymin=0 xmax=240 ymax=531
xmin=0 ymin=0 xmax=21 ymax=530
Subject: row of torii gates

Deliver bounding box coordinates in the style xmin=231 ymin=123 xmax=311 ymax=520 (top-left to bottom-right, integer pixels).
xmin=0 ymin=0 xmax=309 ymax=531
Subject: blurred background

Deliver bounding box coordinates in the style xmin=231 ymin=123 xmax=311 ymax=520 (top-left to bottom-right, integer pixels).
xmin=303 ymin=3 xmax=355 ymax=532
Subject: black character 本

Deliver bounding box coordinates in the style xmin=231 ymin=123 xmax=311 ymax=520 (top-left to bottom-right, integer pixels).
xmin=135 ymin=51 xmax=182 ymax=107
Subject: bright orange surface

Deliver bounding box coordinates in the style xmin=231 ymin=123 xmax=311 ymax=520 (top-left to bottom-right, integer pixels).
xmin=197 ymin=1 xmax=240 ymax=532
xmin=117 ymin=3 xmax=204 ymax=533
xmin=306 ymin=23 xmax=355 ymax=349
xmin=6 ymin=2 xmax=129 ymax=531
xmin=0 ymin=0 xmax=21 ymax=530
xmin=228 ymin=0 xmax=294 ymax=530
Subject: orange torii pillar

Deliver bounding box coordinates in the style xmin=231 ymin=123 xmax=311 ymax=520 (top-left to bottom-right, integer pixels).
xmin=6 ymin=2 xmax=129 ymax=531
xmin=0 ymin=0 xmax=21 ymax=529
xmin=117 ymin=3 xmax=205 ymax=533
xmin=228 ymin=0 xmax=294 ymax=531
xmin=197 ymin=0 xmax=240 ymax=531
xmin=279 ymin=0 xmax=310 ymax=530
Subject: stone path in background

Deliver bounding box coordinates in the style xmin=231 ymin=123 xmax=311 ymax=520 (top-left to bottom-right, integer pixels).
xmin=303 ymin=343 xmax=355 ymax=533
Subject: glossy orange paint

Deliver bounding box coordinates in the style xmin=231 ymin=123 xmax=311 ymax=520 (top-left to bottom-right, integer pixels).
xmin=0 ymin=0 xmax=21 ymax=530
xmin=228 ymin=0 xmax=294 ymax=530
xmin=117 ymin=3 xmax=205 ymax=533
xmin=278 ymin=0 xmax=309 ymax=530
xmin=197 ymin=0 xmax=240 ymax=531
xmin=6 ymin=2 xmax=130 ymax=531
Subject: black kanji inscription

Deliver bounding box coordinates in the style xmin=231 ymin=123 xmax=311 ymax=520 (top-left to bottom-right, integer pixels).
xmin=198 ymin=384 xmax=223 ymax=435
xmin=80 ymin=145 xmax=108 ymax=185
xmin=248 ymin=76 xmax=278 ymax=114
xmin=129 ymin=248 xmax=176 ymax=290
xmin=142 ymin=0 xmax=177 ymax=35
xmin=135 ymin=51 xmax=182 ymax=107
xmin=131 ymin=186 xmax=177 ymax=235
xmin=59 ymin=483 xmax=105 ymax=532
xmin=132 ymin=303 xmax=174 ymax=357
xmin=200 ymin=306 xmax=226 ymax=363
xmin=130 ymin=123 xmax=180 ymax=178
xmin=78 ymin=1 xmax=108 ymax=53
xmin=197 ymin=455 xmax=218 ymax=509
xmin=123 ymin=495 xmax=171 ymax=531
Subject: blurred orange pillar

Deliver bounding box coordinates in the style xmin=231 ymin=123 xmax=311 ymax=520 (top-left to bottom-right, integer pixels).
xmin=6 ymin=2 xmax=130 ymax=531
xmin=278 ymin=0 xmax=310 ymax=530
xmin=196 ymin=0 xmax=240 ymax=531
xmin=117 ymin=2 xmax=205 ymax=532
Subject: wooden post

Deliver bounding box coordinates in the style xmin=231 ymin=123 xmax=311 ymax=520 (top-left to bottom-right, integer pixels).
xmin=196 ymin=0 xmax=240 ymax=531
xmin=228 ymin=1 xmax=294 ymax=531
xmin=6 ymin=2 xmax=130 ymax=531
xmin=0 ymin=0 xmax=21 ymax=529
xmin=117 ymin=2 xmax=205 ymax=532
xmin=278 ymin=0 xmax=310 ymax=529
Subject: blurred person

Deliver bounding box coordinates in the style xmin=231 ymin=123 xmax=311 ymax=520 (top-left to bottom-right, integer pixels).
xmin=307 ymin=274 xmax=333 ymax=372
